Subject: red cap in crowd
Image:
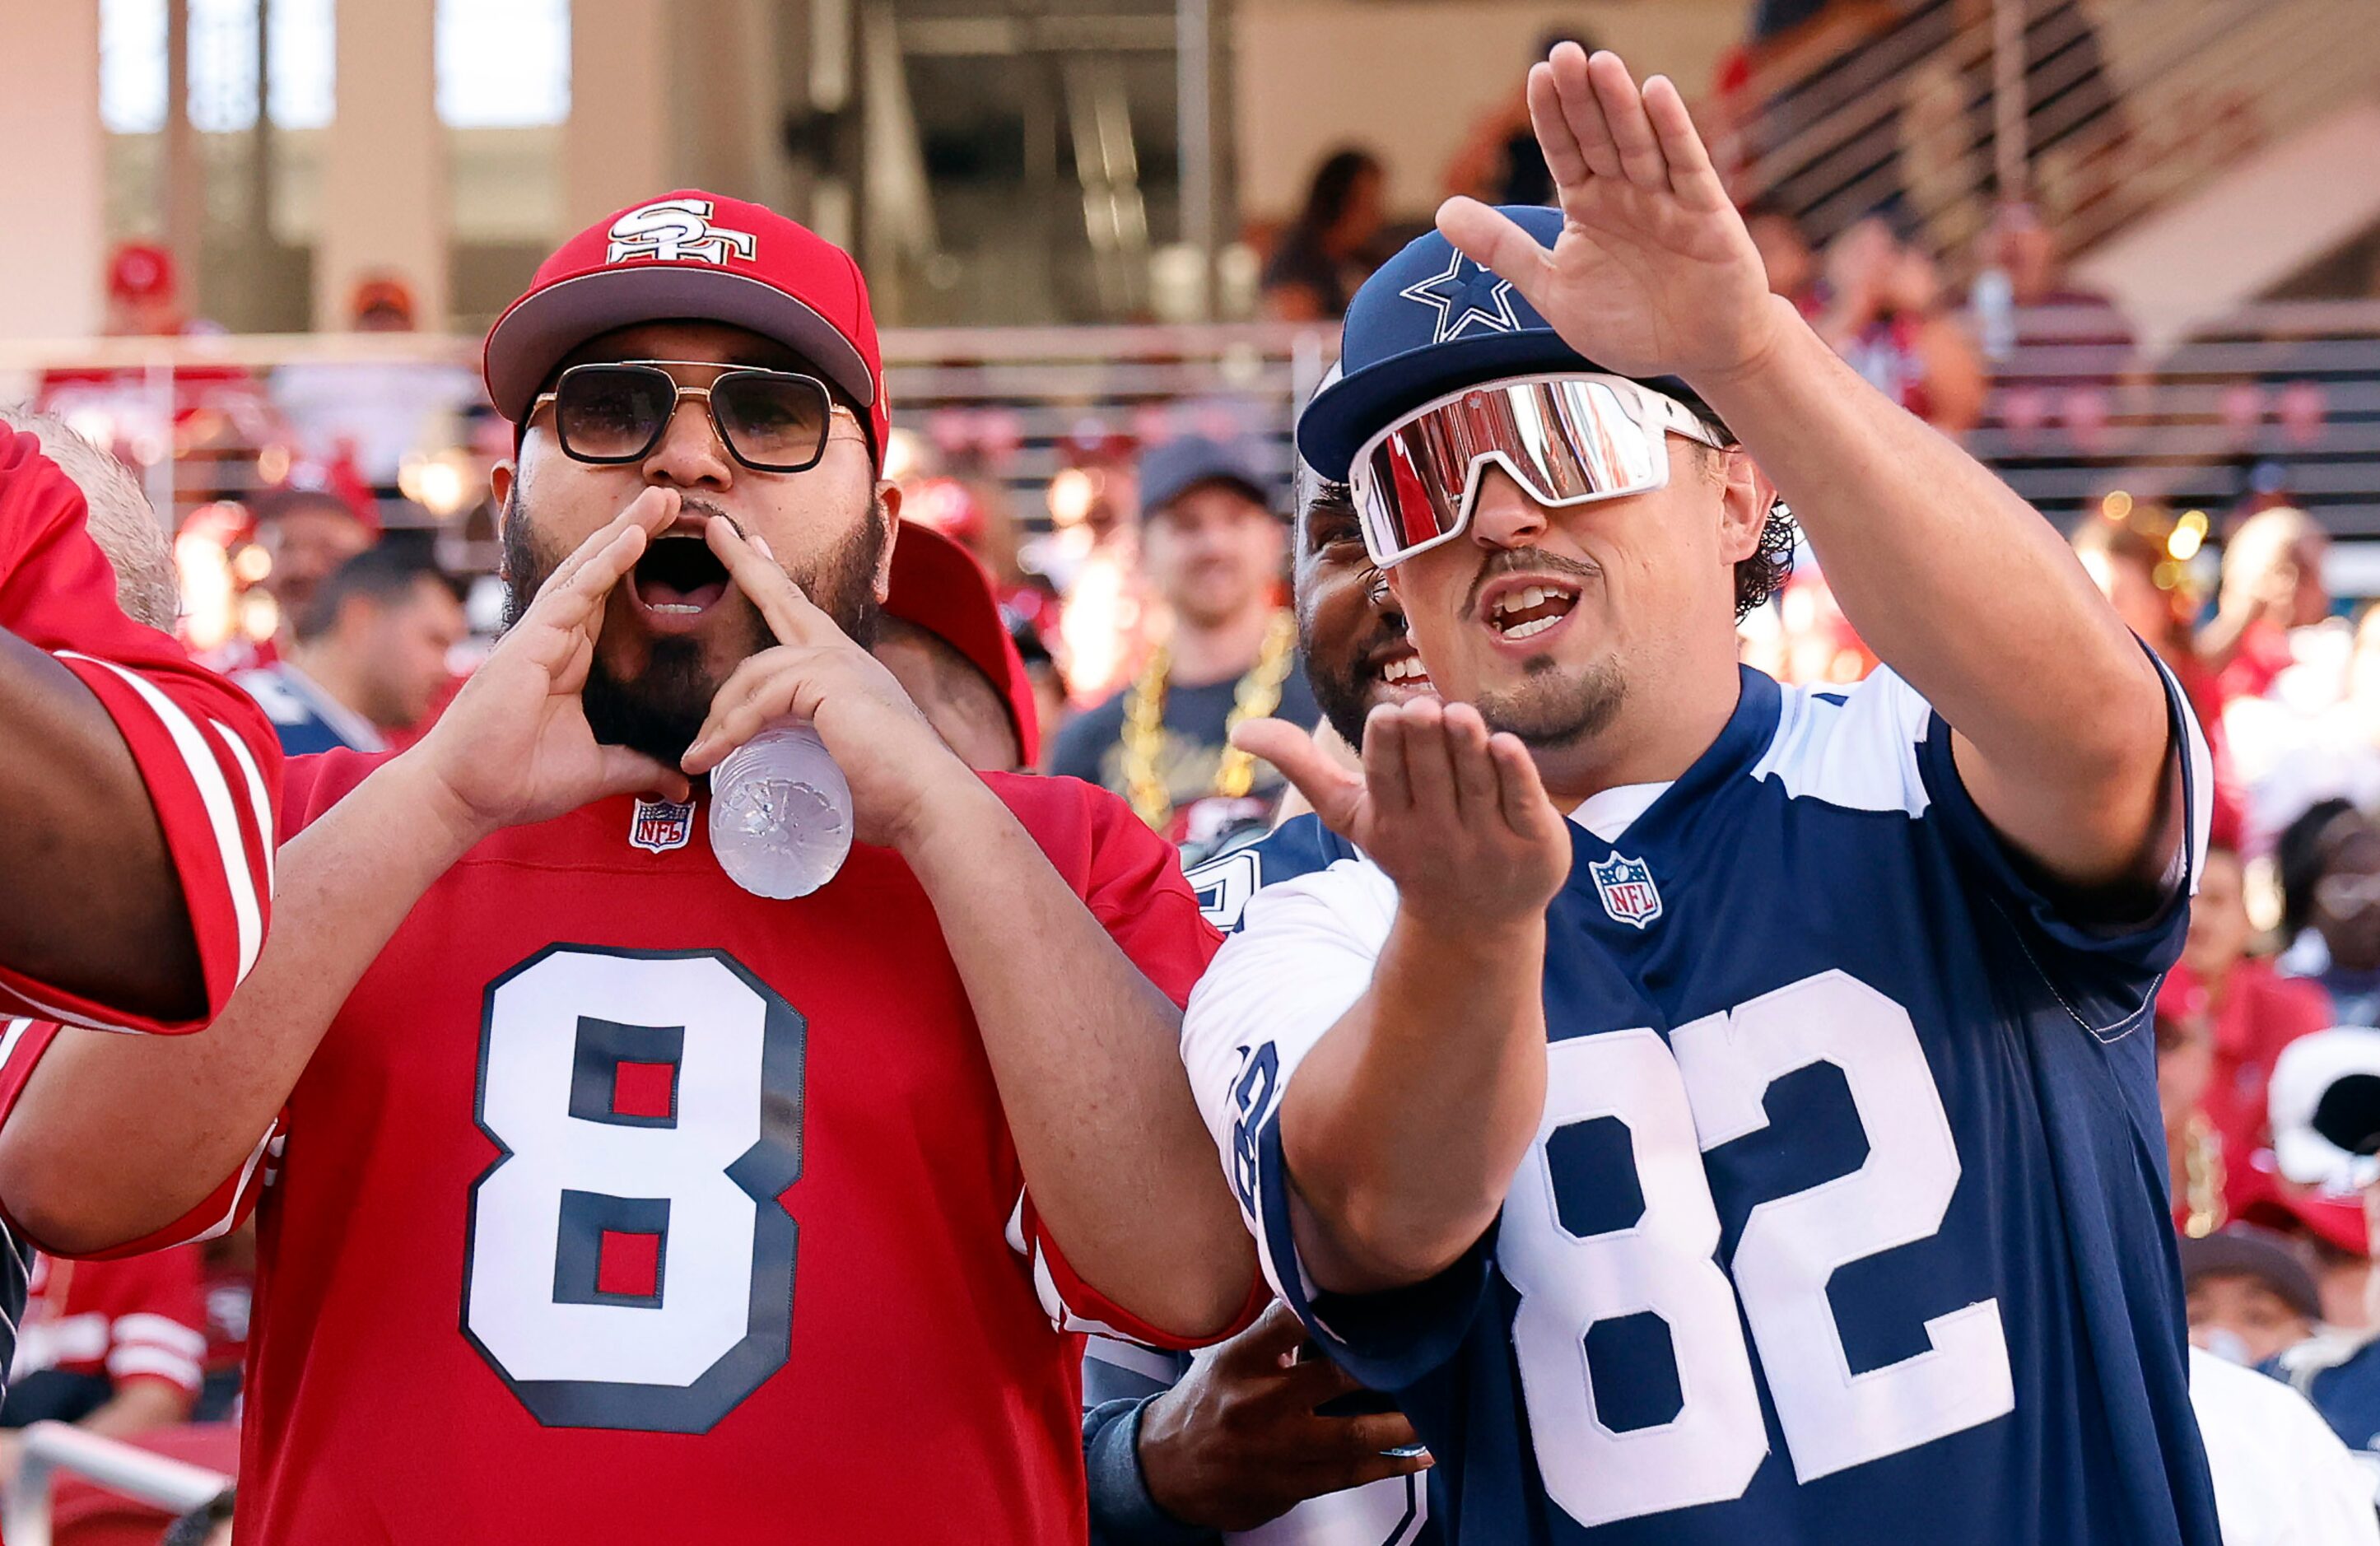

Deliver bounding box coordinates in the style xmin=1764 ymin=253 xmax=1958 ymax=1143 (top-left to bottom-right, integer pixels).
xmin=482 ymin=191 xmax=890 ymax=459
xmin=108 ymin=242 xmax=178 ymax=303
xmin=885 ymin=520 xmax=1038 ymax=766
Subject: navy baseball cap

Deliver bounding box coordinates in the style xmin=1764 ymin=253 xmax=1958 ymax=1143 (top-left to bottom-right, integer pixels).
xmin=1297 ymin=206 xmax=1700 ymax=482
xmin=1139 ymin=434 xmax=1274 ymax=519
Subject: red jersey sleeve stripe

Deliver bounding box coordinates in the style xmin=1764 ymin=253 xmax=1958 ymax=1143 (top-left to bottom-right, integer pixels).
xmin=210 ymin=714 xmax=277 ymax=898
xmin=58 ymin=651 xmax=269 ymax=985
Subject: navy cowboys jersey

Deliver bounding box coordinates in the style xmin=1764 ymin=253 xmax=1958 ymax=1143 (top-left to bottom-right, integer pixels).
xmin=2276 ymin=1330 xmax=2380 ymax=1488
xmin=1083 ymin=815 xmax=1436 ymax=1546
xmin=1181 ymin=664 xmax=2221 ymax=1544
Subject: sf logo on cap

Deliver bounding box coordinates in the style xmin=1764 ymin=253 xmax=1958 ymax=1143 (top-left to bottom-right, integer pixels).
xmin=607 ymin=198 xmax=758 ymax=267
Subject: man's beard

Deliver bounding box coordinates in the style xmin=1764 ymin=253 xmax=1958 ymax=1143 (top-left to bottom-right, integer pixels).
xmin=1305 ymin=614 xmax=1396 ymax=750
xmin=1474 ymin=654 xmax=1628 ymax=752
xmin=501 ymin=497 xmax=887 ymax=767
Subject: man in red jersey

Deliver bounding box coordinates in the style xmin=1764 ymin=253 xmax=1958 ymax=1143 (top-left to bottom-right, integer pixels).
xmin=0 ymin=410 xmax=281 ymax=1034
xmin=0 ymin=193 xmax=1254 ymax=1545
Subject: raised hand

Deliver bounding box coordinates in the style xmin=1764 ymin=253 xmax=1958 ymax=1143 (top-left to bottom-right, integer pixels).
xmin=682 ymin=517 xmax=975 ymax=852
xmin=1136 ymin=1301 xmax=1430 ymax=1532
xmin=1235 ymin=697 xmax=1571 ymax=934
xmin=1435 ymin=44 xmax=1785 ymax=389
xmin=413 ymin=488 xmax=691 ymax=841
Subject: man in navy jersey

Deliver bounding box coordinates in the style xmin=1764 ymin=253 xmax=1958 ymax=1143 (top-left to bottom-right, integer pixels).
xmin=1085 ymin=455 xmax=1438 ymax=1546
xmin=1181 ymin=44 xmax=2219 ymax=1544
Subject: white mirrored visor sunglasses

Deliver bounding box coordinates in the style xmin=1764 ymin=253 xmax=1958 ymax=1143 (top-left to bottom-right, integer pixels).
xmin=1348 ymin=373 xmax=1728 ymax=568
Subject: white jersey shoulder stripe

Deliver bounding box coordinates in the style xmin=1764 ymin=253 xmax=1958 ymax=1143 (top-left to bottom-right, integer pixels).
xmin=1747 ymin=668 xmax=1934 ymax=818
xmin=58 ymin=652 xmax=265 ymax=982
xmin=211 ymin=716 xmax=277 ymax=899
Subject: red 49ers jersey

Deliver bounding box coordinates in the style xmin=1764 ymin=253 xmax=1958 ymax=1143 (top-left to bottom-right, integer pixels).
xmin=0 ymin=430 xmax=280 ymax=1032
xmin=153 ymin=752 xmax=1227 ymax=1544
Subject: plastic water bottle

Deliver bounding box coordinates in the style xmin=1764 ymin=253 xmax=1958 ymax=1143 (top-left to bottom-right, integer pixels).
xmin=1972 ymin=266 xmax=2017 ymax=363
xmin=708 ymin=722 xmax=853 ymax=899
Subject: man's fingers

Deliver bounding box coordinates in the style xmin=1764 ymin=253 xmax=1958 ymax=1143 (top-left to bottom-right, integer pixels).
xmin=531 ymin=524 xmax=647 ymax=650
xmin=1525 ymin=59 xmax=1592 ymax=188
xmin=1362 ymin=704 xmax=1417 ymax=816
xmin=1491 ymin=732 xmax=1558 ymax=835
xmin=1214 ymin=1300 xmax=1310 ymax=1376
xmin=541 ymin=487 xmax=678 ymax=599
xmin=1234 ymin=718 xmax=1364 ymax=835
xmin=1547 ymin=40 xmax=1623 ymax=182
xmin=1643 ymin=73 xmax=1726 ymax=207
xmin=1446 ymin=705 xmax=1502 ymax=822
xmin=1342 ymin=1412 xmax=1427 ymax=1459
xmin=1395 ymin=698 xmax=1461 ymax=818
xmin=1586 ymin=50 xmax=1667 ymax=191
xmin=705 ymin=515 xmax=831 ymax=648
xmin=1436 ymin=198 xmax=1563 ymax=323
xmin=1330 ymin=1446 xmax=1435 ymax=1490
xmin=683 ymin=653 xmax=810 ymax=775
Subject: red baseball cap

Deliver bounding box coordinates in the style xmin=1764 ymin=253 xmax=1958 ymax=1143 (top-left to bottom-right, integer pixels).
xmin=108 ymin=242 xmax=178 ymax=303
xmin=885 ymin=520 xmax=1038 ymax=766
xmin=483 ymin=191 xmax=889 ymax=459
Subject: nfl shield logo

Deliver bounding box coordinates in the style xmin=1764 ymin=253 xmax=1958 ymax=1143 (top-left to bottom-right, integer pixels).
xmin=628 ymin=796 xmax=696 ymax=854
xmin=1588 ymin=852 xmax=1662 ymax=930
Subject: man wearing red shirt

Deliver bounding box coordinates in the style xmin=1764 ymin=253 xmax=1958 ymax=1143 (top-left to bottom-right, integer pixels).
xmin=0 ymin=194 xmax=1252 ymax=1544
xmin=0 ymin=414 xmax=282 ymax=1034
xmin=1 ymin=1246 xmax=207 ymax=1457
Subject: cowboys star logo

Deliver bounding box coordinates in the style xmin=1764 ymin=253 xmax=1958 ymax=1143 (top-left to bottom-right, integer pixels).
xmin=606 ymin=198 xmax=759 ymax=267
xmin=1400 ymin=249 xmax=1521 ymax=342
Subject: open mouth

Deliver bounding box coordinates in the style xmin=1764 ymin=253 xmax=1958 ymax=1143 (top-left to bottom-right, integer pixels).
xmin=631 ymin=533 xmax=731 ymax=617
xmin=1483 ymin=582 xmax=1580 ymax=641
xmin=1379 ymin=650 xmax=1432 ymax=692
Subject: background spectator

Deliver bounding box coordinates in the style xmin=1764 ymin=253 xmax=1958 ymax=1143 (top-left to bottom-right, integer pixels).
xmin=2275 ymin=801 xmax=2380 ymax=1026
xmin=1744 ymin=200 xmax=1821 ymax=317
xmin=2181 ymin=1226 xmax=2322 ymax=1366
xmin=1260 ymin=149 xmax=1390 ymax=323
xmin=1050 ymin=435 xmax=1316 ymax=861
xmin=233 ymin=542 xmax=465 ymax=754
xmin=1816 ymin=217 xmax=1986 ymax=437
xmin=0 ymin=1247 xmax=208 ymax=1485
xmin=229 ymin=487 xmax=376 ymax=667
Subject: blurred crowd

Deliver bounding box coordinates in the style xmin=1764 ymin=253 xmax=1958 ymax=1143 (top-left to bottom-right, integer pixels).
xmin=9 ymin=109 xmax=2380 ymax=1529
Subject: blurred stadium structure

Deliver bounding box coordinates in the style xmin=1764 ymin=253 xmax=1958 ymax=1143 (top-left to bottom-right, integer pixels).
xmin=2 ymin=0 xmax=2379 ymax=608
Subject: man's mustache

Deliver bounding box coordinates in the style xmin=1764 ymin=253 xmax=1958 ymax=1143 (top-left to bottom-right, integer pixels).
xmin=1462 ymin=547 xmax=1599 ymax=617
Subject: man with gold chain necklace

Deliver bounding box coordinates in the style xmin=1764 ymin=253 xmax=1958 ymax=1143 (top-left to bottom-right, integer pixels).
xmin=1052 ymin=435 xmax=1319 ymax=862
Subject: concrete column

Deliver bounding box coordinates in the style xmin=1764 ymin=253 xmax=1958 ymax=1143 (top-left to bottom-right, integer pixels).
xmin=315 ymin=0 xmax=445 ymax=332
xmin=0 ymin=1 xmax=105 ymax=339
xmin=563 ymin=0 xmax=673 ymax=230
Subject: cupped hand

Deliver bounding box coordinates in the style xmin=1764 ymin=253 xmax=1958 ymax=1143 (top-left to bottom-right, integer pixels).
xmin=1435 ymin=44 xmax=1786 ymax=390
xmin=412 ymin=488 xmax=691 ymax=842
xmin=1234 ymin=696 xmax=1571 ymax=934
xmin=681 ymin=517 xmax=974 ymax=852
xmin=1137 ymin=1301 xmax=1429 ymax=1533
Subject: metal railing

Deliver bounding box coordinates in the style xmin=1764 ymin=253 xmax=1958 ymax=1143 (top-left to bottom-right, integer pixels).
xmin=1721 ymin=0 xmax=2380 ymax=270
xmin=3 ymin=305 xmax=2378 ymax=548
xmin=0 ymin=1422 xmax=230 ymax=1546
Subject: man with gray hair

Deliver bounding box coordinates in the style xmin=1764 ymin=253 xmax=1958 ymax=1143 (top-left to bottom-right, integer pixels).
xmin=0 ymin=406 xmax=280 ymax=1031
xmin=0 ymin=407 xmax=282 ymax=1414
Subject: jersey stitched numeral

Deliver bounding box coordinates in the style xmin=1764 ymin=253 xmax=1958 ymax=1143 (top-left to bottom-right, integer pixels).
xmin=1186 ymin=848 xmax=1265 ymax=932
xmin=462 ymin=947 xmax=806 ymax=1433
xmin=1505 ymin=970 xmax=2011 ymax=1527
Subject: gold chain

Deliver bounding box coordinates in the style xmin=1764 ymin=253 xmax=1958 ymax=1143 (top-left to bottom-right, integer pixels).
xmin=1122 ymin=609 xmax=1298 ymax=831
xmin=2180 ymin=1112 xmax=2227 ymax=1238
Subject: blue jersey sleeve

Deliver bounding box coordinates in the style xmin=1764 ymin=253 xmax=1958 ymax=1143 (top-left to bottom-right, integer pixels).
xmin=1907 ymin=651 xmax=2209 ymax=1036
